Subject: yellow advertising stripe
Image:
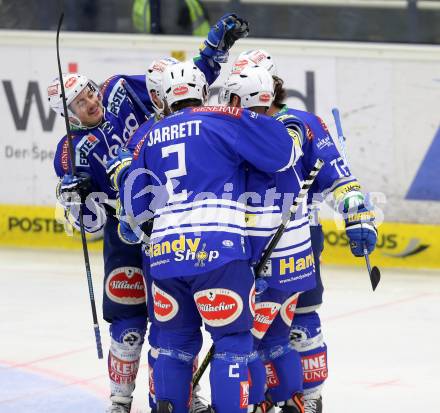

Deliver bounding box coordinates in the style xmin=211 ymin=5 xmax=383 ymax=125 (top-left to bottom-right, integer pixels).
xmin=1 ymin=204 xmax=440 ymax=269
xmin=0 ymin=204 xmax=102 ymax=251
xmin=321 ymin=219 xmax=440 ymax=269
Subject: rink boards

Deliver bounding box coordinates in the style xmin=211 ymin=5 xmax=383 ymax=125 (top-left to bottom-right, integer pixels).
xmin=0 ymin=203 xmax=439 ymax=270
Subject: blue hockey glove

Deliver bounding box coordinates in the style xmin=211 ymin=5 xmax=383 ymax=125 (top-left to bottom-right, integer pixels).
xmin=200 ymin=13 xmax=249 ymax=63
xmin=342 ymin=192 xmax=377 ymax=257
xmin=116 ymin=200 xmax=143 ymax=245
xmin=106 ymin=147 xmax=133 ymax=191
xmin=56 ymin=172 xmax=92 ymax=204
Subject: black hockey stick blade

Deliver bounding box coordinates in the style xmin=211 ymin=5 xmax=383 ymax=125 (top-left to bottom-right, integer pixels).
xmin=370 ymin=266 xmax=381 ymax=291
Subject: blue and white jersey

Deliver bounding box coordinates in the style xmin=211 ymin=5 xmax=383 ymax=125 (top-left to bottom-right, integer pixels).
xmin=54 ymin=83 xmax=142 ymax=232
xmin=274 ymin=106 xmax=361 ymax=208
xmin=123 ymin=106 xmax=299 ymax=279
xmin=246 ymin=161 xmax=315 ymax=293
xmin=100 ymin=55 xmax=220 ymax=125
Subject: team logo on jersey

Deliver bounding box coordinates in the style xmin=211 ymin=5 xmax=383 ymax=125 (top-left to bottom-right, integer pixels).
xmin=251 ymin=301 xmax=281 ymax=339
xmin=75 ymin=134 xmax=99 ymax=167
xmin=64 ymin=76 xmax=77 ymax=88
xmin=173 ymin=86 xmax=189 ymax=96
xmin=264 ymin=362 xmax=280 ymax=388
xmin=120 ymin=330 xmax=143 ymax=348
xmin=47 ymin=84 xmax=59 ymax=96
xmin=316 ymin=135 xmax=334 ymax=150
xmin=280 ymin=293 xmax=299 ymax=327
xmin=152 ymin=283 xmax=179 ymax=322
xmin=259 ymin=93 xmax=272 ymax=103
xmin=105 ymin=267 xmax=146 ymax=305
xmin=194 ymin=288 xmax=243 ymax=327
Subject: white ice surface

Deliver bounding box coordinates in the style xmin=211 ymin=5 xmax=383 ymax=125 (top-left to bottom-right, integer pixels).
xmin=0 ymin=248 xmax=439 ymax=412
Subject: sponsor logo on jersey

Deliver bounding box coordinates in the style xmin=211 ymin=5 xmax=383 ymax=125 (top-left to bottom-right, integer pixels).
xmin=47 ymin=84 xmax=59 ymax=96
xmin=105 ymin=267 xmax=146 ymax=305
xmin=280 ymin=293 xmax=299 ymax=326
xmin=194 ymin=288 xmax=244 ymax=327
xmin=251 ymin=301 xmax=281 ymax=339
xmin=150 ymin=236 xmax=220 ymax=265
xmin=302 ymin=351 xmax=328 ymax=383
xmin=133 ymin=133 xmax=148 ymax=160
xmin=75 ymin=134 xmax=99 ymax=167
xmin=152 ymin=283 xmax=179 ymax=322
xmin=279 ymin=252 xmax=315 ymax=276
xmin=316 ymin=135 xmax=334 ymax=150
xmin=191 ymin=106 xmax=243 ymax=118
xmin=240 ymin=380 xmax=249 ymax=409
xmin=173 ymin=86 xmax=189 ymax=96
xmin=61 ymin=138 xmax=70 ymax=171
xmin=222 ymin=239 xmax=234 ymax=248
xmin=249 ymin=284 xmax=256 ymax=317
xmin=64 ymin=77 xmax=77 ymax=88
xmin=264 ymin=362 xmax=280 ymax=388
xmin=317 ymin=116 xmax=329 ymax=132
xmin=306 ymin=125 xmax=314 ymax=140
xmin=259 ymin=93 xmax=272 ymax=103
xmin=109 ymin=352 xmax=140 ymax=385
xmin=107 ymin=79 xmax=127 ymax=117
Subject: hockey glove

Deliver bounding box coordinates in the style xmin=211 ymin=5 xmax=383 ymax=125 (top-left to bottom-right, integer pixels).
xmin=56 ymin=172 xmax=92 ymax=204
xmin=116 ymin=199 xmax=143 ymax=245
xmin=342 ymin=191 xmax=377 ymax=257
xmin=106 ymin=147 xmax=133 ymax=192
xmin=200 ymin=13 xmax=249 ymax=63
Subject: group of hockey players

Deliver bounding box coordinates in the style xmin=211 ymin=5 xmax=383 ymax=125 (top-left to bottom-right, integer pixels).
xmin=49 ymin=12 xmax=377 ymax=413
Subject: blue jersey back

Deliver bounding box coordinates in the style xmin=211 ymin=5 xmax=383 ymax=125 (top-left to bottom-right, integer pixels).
xmin=274 ymin=106 xmax=359 ymax=202
xmin=124 ymin=106 xmax=296 ymax=279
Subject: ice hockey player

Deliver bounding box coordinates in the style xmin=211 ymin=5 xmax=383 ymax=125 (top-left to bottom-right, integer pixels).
xmin=49 ymin=13 xmax=250 ymax=413
xmin=220 ymin=64 xmax=315 ymax=413
xmin=105 ymin=14 xmax=250 ymax=413
xmin=235 ymin=49 xmax=378 ymax=413
xmin=121 ymin=60 xmax=302 ymax=413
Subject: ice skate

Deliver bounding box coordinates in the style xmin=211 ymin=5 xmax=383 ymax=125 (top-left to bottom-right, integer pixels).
xmin=106 ymin=395 xmax=132 ymax=413
xmin=304 ymin=396 xmax=322 ymax=413
xmin=190 ymin=385 xmax=215 ymax=413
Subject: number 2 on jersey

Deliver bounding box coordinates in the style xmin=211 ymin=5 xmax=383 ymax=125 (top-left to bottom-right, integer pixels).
xmin=161 ymin=143 xmax=188 ymax=203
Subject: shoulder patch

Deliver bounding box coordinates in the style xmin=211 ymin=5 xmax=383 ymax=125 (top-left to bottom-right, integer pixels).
xmin=191 ymin=106 xmax=243 ymax=118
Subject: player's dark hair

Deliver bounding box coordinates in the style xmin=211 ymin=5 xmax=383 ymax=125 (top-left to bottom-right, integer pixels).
xmin=171 ymin=99 xmax=202 ymax=112
xmin=273 ymin=75 xmax=287 ymax=109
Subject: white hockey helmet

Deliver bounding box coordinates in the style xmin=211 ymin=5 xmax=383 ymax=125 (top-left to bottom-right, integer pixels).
xmin=162 ymin=61 xmax=208 ymax=110
xmin=47 ymin=73 xmax=101 ymax=128
xmin=219 ymin=65 xmax=274 ymax=109
xmin=235 ymin=49 xmax=277 ymax=76
xmin=146 ymin=57 xmax=180 ymax=115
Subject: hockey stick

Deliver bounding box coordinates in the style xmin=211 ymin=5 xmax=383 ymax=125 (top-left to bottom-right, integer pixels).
xmin=56 ymin=13 xmax=103 ymax=359
xmin=192 ymin=158 xmax=324 ymax=387
xmin=332 ymin=108 xmax=381 ymax=291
